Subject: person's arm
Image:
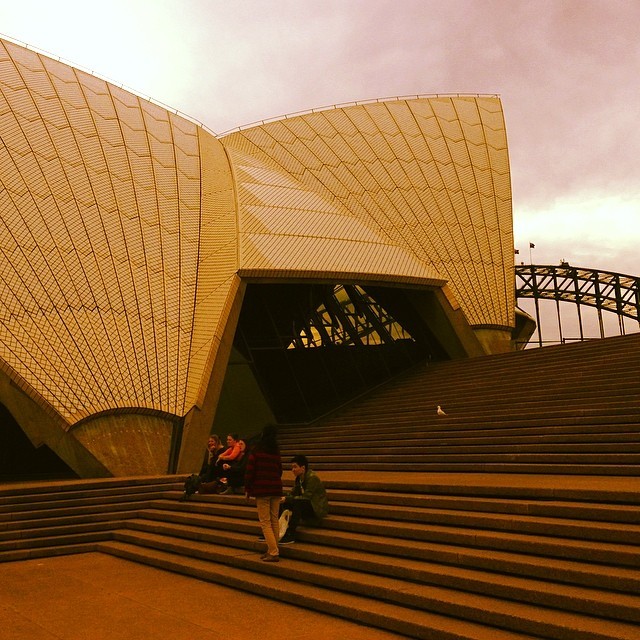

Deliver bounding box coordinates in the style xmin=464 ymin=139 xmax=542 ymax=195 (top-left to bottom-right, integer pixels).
xmin=199 ymin=450 xmax=211 ymax=475
xmin=297 ymin=474 xmax=320 ymax=499
xmin=298 ymin=473 xmax=328 ymax=518
xmin=287 ymin=476 xmax=302 ymax=498
xmin=224 ymin=452 xmax=245 ymax=470
xmin=219 ymin=443 xmax=241 ymax=461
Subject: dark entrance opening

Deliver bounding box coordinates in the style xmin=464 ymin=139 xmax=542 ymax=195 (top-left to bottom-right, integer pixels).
xmin=0 ymin=404 xmax=78 ymax=481
xmin=233 ymin=283 xmax=448 ymax=423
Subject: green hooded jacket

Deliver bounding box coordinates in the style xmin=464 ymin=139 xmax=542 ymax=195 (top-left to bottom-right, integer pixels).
xmin=288 ymin=469 xmax=329 ymax=523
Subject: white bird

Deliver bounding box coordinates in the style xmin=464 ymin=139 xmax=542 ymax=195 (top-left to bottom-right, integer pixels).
xmin=436 ymin=405 xmax=447 ymax=416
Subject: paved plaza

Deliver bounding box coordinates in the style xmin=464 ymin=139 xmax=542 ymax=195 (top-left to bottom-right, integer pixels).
xmin=0 ymin=552 xmax=407 ymax=640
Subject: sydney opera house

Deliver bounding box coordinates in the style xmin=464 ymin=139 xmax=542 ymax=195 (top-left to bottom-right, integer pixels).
xmin=0 ymin=37 xmax=526 ymax=478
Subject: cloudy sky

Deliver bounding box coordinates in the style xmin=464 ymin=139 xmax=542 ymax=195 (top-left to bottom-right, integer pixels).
xmin=1 ymin=0 xmax=639 ymax=279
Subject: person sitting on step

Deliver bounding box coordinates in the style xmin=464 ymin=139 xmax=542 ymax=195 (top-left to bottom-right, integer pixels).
xmin=200 ymin=438 xmax=250 ymax=494
xmin=199 ymin=434 xmax=224 ymax=482
xmin=180 ymin=434 xmax=223 ymax=500
xmin=218 ymin=439 xmax=248 ymax=494
xmin=279 ymin=454 xmax=328 ymax=544
xmin=215 ymin=433 xmax=242 ymax=468
xmin=200 ymin=432 xmax=242 ymax=486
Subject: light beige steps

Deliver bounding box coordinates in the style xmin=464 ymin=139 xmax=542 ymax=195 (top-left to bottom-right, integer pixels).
xmin=99 ymin=539 xmax=537 ymax=640
xmin=104 ymin=530 xmax=640 ymax=640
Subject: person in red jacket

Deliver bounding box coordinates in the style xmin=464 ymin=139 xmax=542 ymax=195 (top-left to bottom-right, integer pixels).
xmin=244 ymin=424 xmax=283 ymax=562
xmin=216 ymin=433 xmax=242 ymax=464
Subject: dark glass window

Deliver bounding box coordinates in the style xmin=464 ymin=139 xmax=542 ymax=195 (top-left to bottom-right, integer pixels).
xmin=233 ymin=283 xmax=447 ymax=422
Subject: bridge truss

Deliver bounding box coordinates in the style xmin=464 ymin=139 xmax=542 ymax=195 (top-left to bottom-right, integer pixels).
xmin=515 ymin=264 xmax=640 ymax=347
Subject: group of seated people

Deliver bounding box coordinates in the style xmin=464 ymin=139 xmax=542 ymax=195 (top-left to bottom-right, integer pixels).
xmin=182 ymin=434 xmax=329 ymax=544
xmin=196 ymin=433 xmax=248 ymax=495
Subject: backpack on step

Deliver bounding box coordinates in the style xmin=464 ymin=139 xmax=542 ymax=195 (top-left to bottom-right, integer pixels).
xmin=182 ymin=473 xmax=201 ymax=499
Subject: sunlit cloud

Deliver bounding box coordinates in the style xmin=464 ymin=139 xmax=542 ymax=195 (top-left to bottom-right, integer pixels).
xmin=1 ymin=0 xmax=639 ymax=278
xmin=514 ymin=192 xmax=640 ymax=272
xmin=515 ymin=193 xmax=640 ymax=247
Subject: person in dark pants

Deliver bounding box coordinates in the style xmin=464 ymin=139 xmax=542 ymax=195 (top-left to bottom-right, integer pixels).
xmin=279 ymin=454 xmax=328 ymax=544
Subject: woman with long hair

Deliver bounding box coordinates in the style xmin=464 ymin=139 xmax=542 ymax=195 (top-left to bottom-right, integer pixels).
xmin=244 ymin=424 xmax=283 ymax=562
xmin=200 ymin=434 xmax=224 ymax=480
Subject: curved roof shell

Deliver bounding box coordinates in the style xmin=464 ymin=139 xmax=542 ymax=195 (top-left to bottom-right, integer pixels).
xmin=0 ymin=37 xmax=513 ymax=427
xmin=0 ymin=38 xmax=236 ymax=423
xmin=222 ymin=96 xmax=513 ymax=327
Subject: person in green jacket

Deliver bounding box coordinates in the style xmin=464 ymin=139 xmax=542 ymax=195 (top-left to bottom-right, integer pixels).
xmin=279 ymin=454 xmax=328 ymax=544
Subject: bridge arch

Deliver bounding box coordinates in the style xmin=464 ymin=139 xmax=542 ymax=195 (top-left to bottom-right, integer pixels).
xmin=515 ymin=264 xmax=640 ymax=346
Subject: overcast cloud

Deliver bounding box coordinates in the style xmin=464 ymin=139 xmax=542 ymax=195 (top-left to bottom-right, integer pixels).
xmin=1 ymin=0 xmax=639 ymax=276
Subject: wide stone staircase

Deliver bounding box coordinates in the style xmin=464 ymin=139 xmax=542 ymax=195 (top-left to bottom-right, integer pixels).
xmin=2 ymin=334 xmax=640 ymax=639
xmin=278 ymin=332 xmax=640 ymax=475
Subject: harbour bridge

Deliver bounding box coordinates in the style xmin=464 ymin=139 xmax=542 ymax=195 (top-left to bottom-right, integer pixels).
xmin=515 ymin=264 xmax=640 ymax=347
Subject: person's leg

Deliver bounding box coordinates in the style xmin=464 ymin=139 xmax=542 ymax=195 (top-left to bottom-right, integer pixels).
xmin=197 ymin=480 xmax=218 ymax=494
xmin=282 ymin=498 xmax=315 ymax=539
xmin=256 ymin=497 xmax=279 ymax=558
xmin=284 ymin=499 xmax=302 ymax=535
xmin=227 ymin=465 xmax=245 ymax=492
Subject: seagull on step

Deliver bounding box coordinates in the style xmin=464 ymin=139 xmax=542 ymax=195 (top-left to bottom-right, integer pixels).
xmin=436 ymin=405 xmax=447 ymax=416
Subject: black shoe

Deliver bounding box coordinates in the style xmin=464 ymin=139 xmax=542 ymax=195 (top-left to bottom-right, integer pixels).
xmin=279 ymin=534 xmax=295 ymax=544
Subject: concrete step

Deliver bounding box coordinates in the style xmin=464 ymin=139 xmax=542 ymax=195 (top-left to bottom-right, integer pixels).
xmin=132 ymin=517 xmax=640 ymax=623
xmin=330 ymin=384 xmax=640 ymax=404
xmin=0 ymin=529 xmax=111 ymax=553
xmin=0 ymin=499 xmax=152 ymax=523
xmin=0 ymin=482 xmax=182 ymax=506
xmin=105 ymin=529 xmax=640 ymax=639
xmin=324 ymin=489 xmax=640 ymax=523
xmin=325 ymin=501 xmax=640 ymax=545
xmin=314 ymin=473 xmax=640 ymax=504
xmin=303 ymin=462 xmax=640 ymax=475
xmin=150 ymin=495 xmax=639 ymax=544
xmin=288 ymin=453 xmax=640 ymax=464
xmin=326 ymin=512 xmax=640 ymax=568
xmin=130 ymin=506 xmax=640 ymax=593
xmin=142 ymin=495 xmax=640 ymax=567
xmin=339 ymin=376 xmax=639 ymax=393
xmin=321 ymin=411 xmax=640 ymax=428
xmin=99 ymin=539 xmax=537 ymax=640
xmin=280 ymin=425 xmax=640 ymax=445
xmin=266 ymin=334 xmax=638 ymax=479
xmin=288 ymin=417 xmax=640 ymax=434
xmin=281 ymin=443 xmax=640 ymax=456
xmin=0 ymin=541 xmax=98 ymax=563
xmin=0 ymin=515 xmax=129 ymax=539
xmin=0 ymin=491 xmax=168 ymax=515
xmin=298 ymin=525 xmax=640 ymax=595
xmin=297 ymin=336 xmax=640 ymax=463
xmin=356 ymin=364 xmax=640 ymax=393
xmin=355 ymin=377 xmax=636 ymax=395
xmin=0 ymin=476 xmax=180 ymax=498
